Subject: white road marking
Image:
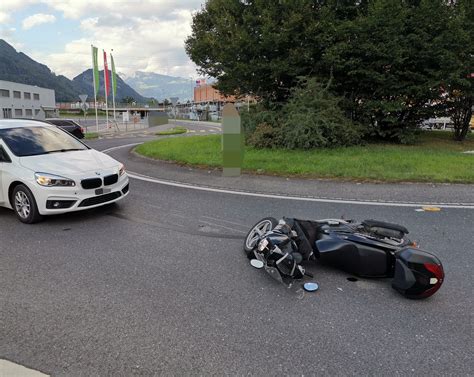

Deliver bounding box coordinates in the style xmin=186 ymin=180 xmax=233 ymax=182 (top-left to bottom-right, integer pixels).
xmin=0 ymin=360 xmax=49 ymax=376
xmin=101 ymin=143 xmax=474 ymax=209
xmin=127 ymin=172 xmax=474 ymax=209
xmin=101 ymin=143 xmax=143 ymax=153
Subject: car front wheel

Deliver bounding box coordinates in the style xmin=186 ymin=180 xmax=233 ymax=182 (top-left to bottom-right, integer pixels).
xmin=12 ymin=184 xmax=42 ymax=224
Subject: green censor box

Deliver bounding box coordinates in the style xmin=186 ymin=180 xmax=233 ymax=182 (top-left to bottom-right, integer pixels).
xmin=222 ymin=104 xmax=244 ymax=176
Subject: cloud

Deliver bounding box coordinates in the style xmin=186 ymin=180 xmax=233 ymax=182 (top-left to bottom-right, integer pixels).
xmin=22 ymin=13 xmax=56 ymax=30
xmin=41 ymin=0 xmax=203 ymax=20
xmin=29 ymin=2 xmax=202 ymax=79
xmin=0 ymin=12 xmax=10 ymax=23
xmin=0 ymin=27 xmax=23 ymax=49
xmin=0 ymin=0 xmax=40 ymax=24
xmin=8 ymin=1 xmax=204 ymax=81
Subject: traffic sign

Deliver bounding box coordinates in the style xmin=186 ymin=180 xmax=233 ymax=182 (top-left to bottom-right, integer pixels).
xmin=79 ymin=94 xmax=88 ymax=103
xmin=170 ymin=97 xmax=179 ymax=106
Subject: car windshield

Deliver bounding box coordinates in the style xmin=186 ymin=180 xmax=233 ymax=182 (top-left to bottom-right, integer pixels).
xmin=0 ymin=126 xmax=88 ymax=157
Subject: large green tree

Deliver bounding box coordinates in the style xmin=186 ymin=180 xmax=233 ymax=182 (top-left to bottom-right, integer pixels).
xmin=439 ymin=0 xmax=474 ymax=140
xmin=185 ymin=0 xmax=353 ymax=102
xmin=324 ymin=0 xmax=459 ymax=141
xmin=186 ymin=0 xmax=473 ymax=142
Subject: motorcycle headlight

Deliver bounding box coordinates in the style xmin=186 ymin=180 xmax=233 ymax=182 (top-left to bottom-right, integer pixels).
xmin=258 ymin=238 xmax=269 ymax=251
xmin=35 ymin=173 xmax=76 ymax=187
xmin=118 ymin=163 xmax=126 ymax=176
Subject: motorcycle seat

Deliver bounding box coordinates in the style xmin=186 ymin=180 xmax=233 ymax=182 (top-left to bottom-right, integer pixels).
xmin=362 ymin=220 xmax=409 ymax=234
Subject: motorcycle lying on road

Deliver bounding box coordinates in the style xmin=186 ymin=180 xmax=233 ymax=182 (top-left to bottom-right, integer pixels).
xmin=244 ymin=217 xmax=444 ymax=299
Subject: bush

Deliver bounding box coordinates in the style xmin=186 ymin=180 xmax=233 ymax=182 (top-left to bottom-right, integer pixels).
xmin=247 ymin=122 xmax=281 ymax=148
xmin=241 ymin=104 xmax=282 ymax=137
xmin=243 ymin=77 xmax=364 ymax=149
xmin=281 ymin=78 xmax=364 ymax=149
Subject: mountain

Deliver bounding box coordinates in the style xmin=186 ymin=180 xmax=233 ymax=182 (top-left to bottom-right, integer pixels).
xmin=0 ymin=39 xmax=148 ymax=103
xmin=0 ymin=39 xmax=79 ymax=101
xmin=123 ymin=71 xmax=194 ymax=102
xmin=73 ymin=69 xmax=148 ymax=104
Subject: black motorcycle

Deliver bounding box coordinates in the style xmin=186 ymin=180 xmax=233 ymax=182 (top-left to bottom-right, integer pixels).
xmin=244 ymin=217 xmax=444 ymax=299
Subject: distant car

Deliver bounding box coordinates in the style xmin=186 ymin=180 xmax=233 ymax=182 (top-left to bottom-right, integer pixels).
xmin=0 ymin=119 xmax=129 ymax=223
xmin=46 ymin=118 xmax=85 ymax=139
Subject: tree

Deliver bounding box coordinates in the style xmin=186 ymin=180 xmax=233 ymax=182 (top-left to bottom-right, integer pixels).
xmin=122 ymin=96 xmax=135 ymax=104
xmin=439 ymin=0 xmax=474 ymax=141
xmin=318 ymin=0 xmax=473 ymax=142
xmin=186 ymin=0 xmax=472 ymax=143
xmin=185 ymin=0 xmax=350 ymax=103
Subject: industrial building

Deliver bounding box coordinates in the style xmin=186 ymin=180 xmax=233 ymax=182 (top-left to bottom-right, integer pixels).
xmin=0 ymin=80 xmax=56 ymax=119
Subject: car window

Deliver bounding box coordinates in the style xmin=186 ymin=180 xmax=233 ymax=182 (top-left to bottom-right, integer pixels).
xmin=48 ymin=119 xmax=73 ymax=127
xmin=0 ymin=126 xmax=88 ymax=157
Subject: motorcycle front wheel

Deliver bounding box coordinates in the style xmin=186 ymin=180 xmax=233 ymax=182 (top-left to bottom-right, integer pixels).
xmin=243 ymin=217 xmax=278 ymax=257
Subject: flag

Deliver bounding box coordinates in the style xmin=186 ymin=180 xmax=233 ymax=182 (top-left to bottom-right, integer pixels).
xmin=103 ymin=50 xmax=110 ymax=97
xmin=110 ymin=53 xmax=117 ymax=97
xmin=91 ymin=45 xmax=99 ymax=99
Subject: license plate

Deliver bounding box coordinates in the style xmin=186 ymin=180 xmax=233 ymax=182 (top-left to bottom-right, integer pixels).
xmin=95 ymin=188 xmax=111 ymax=195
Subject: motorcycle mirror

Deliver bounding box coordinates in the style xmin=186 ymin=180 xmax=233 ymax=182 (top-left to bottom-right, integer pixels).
xmin=250 ymin=259 xmax=264 ymax=269
xmin=303 ymin=282 xmax=319 ymax=292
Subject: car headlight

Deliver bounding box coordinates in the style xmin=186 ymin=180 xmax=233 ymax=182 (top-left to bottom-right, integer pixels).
xmin=35 ymin=173 xmax=76 ymax=187
xmin=118 ymin=163 xmax=126 ymax=176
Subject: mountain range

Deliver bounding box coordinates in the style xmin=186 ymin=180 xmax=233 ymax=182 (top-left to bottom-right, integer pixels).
xmin=73 ymin=69 xmax=147 ymax=103
xmin=0 ymin=39 xmax=195 ymax=103
xmin=0 ymin=39 xmax=79 ymax=102
xmin=123 ymin=71 xmax=194 ymax=102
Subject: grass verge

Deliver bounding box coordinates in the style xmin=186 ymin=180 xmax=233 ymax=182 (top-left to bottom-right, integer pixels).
xmin=156 ymin=126 xmax=187 ymax=136
xmin=134 ymin=131 xmax=474 ymax=183
xmin=84 ymin=132 xmax=99 ymax=140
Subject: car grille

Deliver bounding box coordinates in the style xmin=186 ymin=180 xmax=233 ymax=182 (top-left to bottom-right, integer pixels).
xmin=78 ymin=192 xmax=121 ymax=207
xmin=104 ymin=174 xmax=118 ymax=186
xmin=81 ymin=178 xmax=102 ymax=189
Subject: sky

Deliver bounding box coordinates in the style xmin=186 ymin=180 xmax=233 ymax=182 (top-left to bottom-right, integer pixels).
xmin=0 ymin=0 xmax=205 ymax=80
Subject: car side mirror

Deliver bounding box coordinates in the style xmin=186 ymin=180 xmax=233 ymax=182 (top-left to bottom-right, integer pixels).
xmin=0 ymin=146 xmax=11 ymax=163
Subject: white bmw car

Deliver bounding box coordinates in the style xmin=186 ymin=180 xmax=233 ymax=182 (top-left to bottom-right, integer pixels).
xmin=0 ymin=119 xmax=129 ymax=223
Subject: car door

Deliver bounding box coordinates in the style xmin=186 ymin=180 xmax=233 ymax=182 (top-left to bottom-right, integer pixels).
xmin=0 ymin=143 xmax=9 ymax=204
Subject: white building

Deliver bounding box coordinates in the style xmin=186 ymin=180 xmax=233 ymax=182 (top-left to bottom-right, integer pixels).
xmin=0 ymin=80 xmax=56 ymax=120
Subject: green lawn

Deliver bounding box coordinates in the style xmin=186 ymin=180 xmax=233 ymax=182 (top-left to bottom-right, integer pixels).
xmin=135 ymin=131 xmax=474 ymax=183
xmin=84 ymin=132 xmax=99 ymax=140
xmin=156 ymin=126 xmax=187 ymax=135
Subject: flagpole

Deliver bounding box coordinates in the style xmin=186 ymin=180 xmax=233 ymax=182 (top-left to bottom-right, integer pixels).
xmin=111 ymin=49 xmax=116 ymax=121
xmin=103 ymin=50 xmax=109 ymax=129
xmin=91 ymin=45 xmax=99 ymax=134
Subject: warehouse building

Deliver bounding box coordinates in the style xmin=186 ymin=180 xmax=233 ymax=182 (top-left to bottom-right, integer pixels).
xmin=0 ymin=80 xmax=56 ymax=119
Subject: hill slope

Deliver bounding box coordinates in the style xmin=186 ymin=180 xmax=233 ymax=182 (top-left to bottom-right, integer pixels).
xmin=0 ymin=39 xmax=148 ymax=103
xmin=0 ymin=39 xmax=78 ymax=101
xmin=124 ymin=71 xmax=193 ymax=101
xmin=73 ymin=69 xmax=148 ymax=103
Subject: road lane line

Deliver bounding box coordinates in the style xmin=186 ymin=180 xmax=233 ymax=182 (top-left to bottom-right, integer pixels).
xmin=102 ymin=143 xmax=474 ymax=209
xmin=101 ymin=143 xmax=143 ymax=153
xmin=127 ymin=172 xmax=474 ymax=209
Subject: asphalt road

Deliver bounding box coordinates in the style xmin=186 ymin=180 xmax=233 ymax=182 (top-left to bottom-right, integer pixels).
xmin=0 ymin=131 xmax=472 ymax=376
